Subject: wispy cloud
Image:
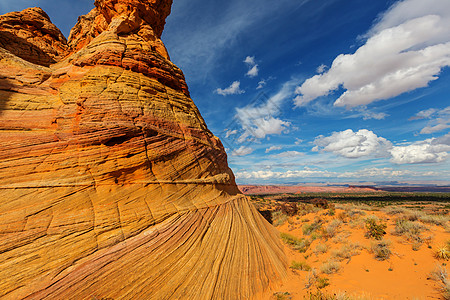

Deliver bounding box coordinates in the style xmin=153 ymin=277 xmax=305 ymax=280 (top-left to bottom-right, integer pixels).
xmin=265 ymin=146 xmax=282 ymax=153
xmin=235 ymin=80 xmax=298 ymax=142
xmin=244 ymin=56 xmax=259 ymax=77
xmin=270 ymin=151 xmax=305 ymax=158
xmin=232 ymin=146 xmax=254 ymax=156
xmin=409 ymin=106 xmax=450 ymax=134
xmin=164 ymin=0 xmax=310 ymax=82
xmin=294 ymin=0 xmax=450 ymax=108
xmin=316 ymin=64 xmax=327 ymax=74
xmin=215 ymin=81 xmax=245 ymax=96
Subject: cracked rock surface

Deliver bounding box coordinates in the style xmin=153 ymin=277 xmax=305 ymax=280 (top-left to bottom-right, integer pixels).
xmin=0 ymin=1 xmax=287 ymax=299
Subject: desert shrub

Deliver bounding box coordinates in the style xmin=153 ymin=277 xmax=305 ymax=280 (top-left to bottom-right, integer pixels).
xmin=324 ymin=219 xmax=343 ymax=238
xmin=392 ymin=219 xmax=427 ymax=245
xmin=331 ymin=243 xmax=362 ymax=261
xmin=314 ymin=243 xmax=328 ymax=255
xmin=311 ymin=231 xmax=323 ymax=241
xmin=430 ymin=265 xmax=448 ymax=282
xmin=384 ymin=207 xmax=407 ymax=216
xmin=320 ymin=260 xmax=341 ymax=274
xmin=305 ymin=269 xmax=330 ymax=290
xmin=317 ymin=277 xmax=330 ymax=289
xmin=434 ymin=245 xmax=450 ymax=261
xmin=290 ymin=260 xmax=311 ymax=271
xmin=278 ymin=202 xmax=299 ymax=216
xmin=393 ymin=219 xmax=426 ymax=236
xmin=337 ymin=211 xmax=349 ymax=223
xmin=273 ymin=291 xmax=292 ymax=300
xmin=311 ymin=198 xmax=332 ymax=209
xmin=303 ymin=219 xmax=323 ymax=235
xmin=305 ymin=269 xmax=319 ymax=289
xmin=280 ymin=232 xmax=311 ymax=252
xmin=328 ymin=207 xmax=336 ymax=216
xmin=429 ymin=265 xmax=450 ymax=300
xmin=273 ymin=211 xmax=288 ymax=226
xmin=419 ymin=214 xmax=450 ymax=227
xmin=305 ymin=291 xmax=370 ymax=300
xmin=331 ymin=231 xmax=351 ymax=244
xmin=364 ymin=218 xmax=387 ymax=240
xmin=347 ymin=209 xmax=367 ymax=218
xmin=370 ymin=239 xmax=391 ymax=261
xmin=298 ymin=203 xmax=322 ymax=215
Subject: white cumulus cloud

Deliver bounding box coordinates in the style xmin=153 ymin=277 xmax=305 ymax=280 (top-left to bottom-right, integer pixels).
xmin=215 ymin=81 xmax=245 ymax=96
xmin=294 ymin=0 xmax=450 ymax=108
xmin=390 ymin=133 xmax=450 ymax=163
xmin=314 ymin=129 xmax=392 ymax=158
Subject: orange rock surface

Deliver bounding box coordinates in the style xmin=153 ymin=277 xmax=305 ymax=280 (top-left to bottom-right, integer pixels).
xmin=0 ymin=1 xmax=287 ymax=299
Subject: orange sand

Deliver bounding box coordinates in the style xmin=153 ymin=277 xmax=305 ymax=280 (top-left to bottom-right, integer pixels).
xmin=262 ymin=206 xmax=450 ymax=299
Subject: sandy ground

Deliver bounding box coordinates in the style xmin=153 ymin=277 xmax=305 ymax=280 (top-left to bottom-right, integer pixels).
xmin=260 ymin=203 xmax=450 ymax=299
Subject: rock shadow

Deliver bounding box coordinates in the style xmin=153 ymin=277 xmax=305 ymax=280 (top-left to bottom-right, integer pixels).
xmin=0 ymin=77 xmax=13 ymax=115
xmin=0 ymin=31 xmax=57 ymax=67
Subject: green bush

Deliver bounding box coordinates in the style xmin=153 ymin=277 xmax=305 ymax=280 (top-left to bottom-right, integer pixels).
xmin=365 ymin=218 xmax=387 ymax=240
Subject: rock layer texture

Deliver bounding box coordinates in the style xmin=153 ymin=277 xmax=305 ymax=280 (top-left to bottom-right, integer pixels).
xmin=0 ymin=1 xmax=287 ymax=299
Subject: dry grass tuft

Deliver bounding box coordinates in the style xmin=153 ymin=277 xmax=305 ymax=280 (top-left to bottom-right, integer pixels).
xmin=320 ymin=260 xmax=341 ymax=274
xmin=290 ymin=260 xmax=311 ymax=271
xmin=331 ymin=243 xmax=362 ymax=261
xmin=314 ymin=242 xmax=329 ymax=255
xmin=370 ymin=239 xmax=392 ymax=261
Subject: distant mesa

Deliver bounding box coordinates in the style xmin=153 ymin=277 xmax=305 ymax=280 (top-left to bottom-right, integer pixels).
xmin=0 ymin=1 xmax=286 ymax=299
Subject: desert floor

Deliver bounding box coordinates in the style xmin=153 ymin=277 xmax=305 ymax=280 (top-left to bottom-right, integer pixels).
xmin=254 ymin=197 xmax=450 ymax=300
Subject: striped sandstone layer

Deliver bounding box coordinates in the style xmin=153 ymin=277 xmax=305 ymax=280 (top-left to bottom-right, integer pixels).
xmin=0 ymin=1 xmax=287 ymax=299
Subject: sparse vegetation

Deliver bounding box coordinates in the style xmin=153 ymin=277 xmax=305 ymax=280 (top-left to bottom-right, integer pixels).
xmin=320 ymin=260 xmax=341 ymax=274
xmin=273 ymin=291 xmax=292 ymax=300
xmin=273 ymin=211 xmax=288 ymax=226
xmin=331 ymin=243 xmax=361 ymax=261
xmin=392 ymin=219 xmax=428 ymax=249
xmin=290 ymin=260 xmax=311 ymax=271
xmin=314 ymin=243 xmax=328 ymax=255
xmin=317 ymin=277 xmax=330 ymax=289
xmin=249 ymin=192 xmax=450 ymax=298
xmin=323 ymin=219 xmax=343 ymax=238
xmin=280 ymin=232 xmax=311 ymax=252
xmin=370 ymin=239 xmax=392 ymax=261
xmin=429 ymin=265 xmax=450 ymax=300
xmin=303 ymin=219 xmax=323 ymax=235
xmin=305 ymin=291 xmax=371 ymax=300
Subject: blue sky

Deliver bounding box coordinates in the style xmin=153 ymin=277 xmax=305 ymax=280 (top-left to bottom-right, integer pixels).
xmin=2 ymin=0 xmax=449 ymax=185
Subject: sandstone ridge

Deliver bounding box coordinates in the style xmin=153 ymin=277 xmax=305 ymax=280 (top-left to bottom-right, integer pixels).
xmin=0 ymin=1 xmax=287 ymax=299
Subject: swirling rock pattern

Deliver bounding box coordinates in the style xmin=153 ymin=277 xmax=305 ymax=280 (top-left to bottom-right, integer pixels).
xmin=0 ymin=1 xmax=287 ymax=299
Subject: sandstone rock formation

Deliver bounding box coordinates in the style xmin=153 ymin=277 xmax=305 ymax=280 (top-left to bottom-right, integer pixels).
xmin=0 ymin=1 xmax=287 ymax=299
